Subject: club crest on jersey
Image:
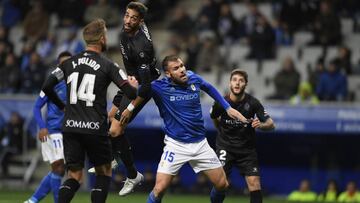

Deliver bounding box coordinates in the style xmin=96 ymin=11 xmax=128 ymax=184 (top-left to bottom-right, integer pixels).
xmin=190 ymin=84 xmax=196 ymax=91
xmin=244 ymin=103 xmax=250 ymax=111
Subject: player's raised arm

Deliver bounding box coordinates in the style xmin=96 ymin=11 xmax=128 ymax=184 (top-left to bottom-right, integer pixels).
xmin=198 ymin=74 xmax=248 ymax=123
xmin=108 ymin=63 xmax=137 ymax=100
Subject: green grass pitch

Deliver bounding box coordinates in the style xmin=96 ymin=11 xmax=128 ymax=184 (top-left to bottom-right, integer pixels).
xmin=0 ymin=190 xmax=286 ymax=203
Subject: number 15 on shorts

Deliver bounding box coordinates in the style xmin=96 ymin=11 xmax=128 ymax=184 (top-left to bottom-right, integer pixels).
xmin=164 ymin=151 xmax=175 ymax=163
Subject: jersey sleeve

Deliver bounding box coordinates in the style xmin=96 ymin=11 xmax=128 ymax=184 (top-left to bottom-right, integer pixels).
xmin=108 ymin=62 xmax=137 ymax=100
xmin=196 ymin=73 xmax=230 ymax=110
xmin=136 ymin=43 xmax=153 ymax=98
xmin=33 ymin=92 xmax=48 ymax=129
xmin=210 ymin=101 xmax=225 ymax=119
xmin=41 ymin=65 xmax=65 ymax=110
xmin=253 ymin=99 xmax=270 ymax=122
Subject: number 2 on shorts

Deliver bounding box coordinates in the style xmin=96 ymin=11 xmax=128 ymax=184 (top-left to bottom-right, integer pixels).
xmin=219 ymin=150 xmax=227 ymax=161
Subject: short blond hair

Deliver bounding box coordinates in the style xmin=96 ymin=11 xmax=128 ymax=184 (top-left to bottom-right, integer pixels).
xmin=83 ymin=19 xmax=106 ymax=45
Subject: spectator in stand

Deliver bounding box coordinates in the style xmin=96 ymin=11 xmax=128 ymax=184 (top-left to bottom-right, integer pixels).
xmin=23 ymin=0 xmax=49 ymax=42
xmin=317 ymin=179 xmax=339 ymax=202
xmin=308 ymin=57 xmax=326 ymax=90
xmin=278 ymin=0 xmax=304 ymax=33
xmin=0 ymin=52 xmax=20 ymax=93
xmin=196 ymin=36 xmax=222 ymax=73
xmin=20 ymin=52 xmax=46 ymax=94
xmin=288 ymin=179 xmax=317 ymax=202
xmin=56 ymin=0 xmax=85 ymax=27
xmin=197 ymin=0 xmax=220 ymax=31
xmin=0 ymin=26 xmax=14 ymax=52
xmin=310 ymin=0 xmax=342 ymax=46
xmin=290 ymin=81 xmax=319 ymax=105
xmin=185 ymin=34 xmax=200 ymax=70
xmin=36 ymin=32 xmax=57 ymax=61
xmin=316 ymin=60 xmax=347 ymax=101
xmin=269 ymin=56 xmax=300 ymax=100
xmin=84 ymin=0 xmax=120 ymax=28
xmin=0 ymin=111 xmax=24 ymax=178
xmin=247 ymin=15 xmax=276 ymax=60
xmin=216 ymin=3 xmax=238 ymax=45
xmin=238 ymin=2 xmax=261 ymax=39
xmin=332 ymin=46 xmax=353 ymax=75
xmin=55 ymin=27 xmax=85 ymax=56
xmin=168 ymin=6 xmax=195 ymax=39
xmin=0 ymin=41 xmax=9 ymax=68
xmin=1 ymin=0 xmax=22 ymax=29
xmin=274 ymin=21 xmax=293 ymax=46
xmin=338 ymin=181 xmax=360 ymax=202
xmin=20 ymin=41 xmax=35 ymax=71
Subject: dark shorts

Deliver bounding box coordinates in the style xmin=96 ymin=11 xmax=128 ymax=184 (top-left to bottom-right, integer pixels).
xmin=216 ymin=147 xmax=260 ymax=177
xmin=113 ymin=92 xmax=152 ymax=122
xmin=63 ymin=132 xmax=112 ymax=171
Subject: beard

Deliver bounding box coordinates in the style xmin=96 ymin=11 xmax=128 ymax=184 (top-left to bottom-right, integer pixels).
xmin=124 ymin=24 xmax=140 ymax=34
xmin=230 ymin=86 xmax=245 ymax=96
xmin=101 ymin=41 xmax=107 ymax=52
xmin=170 ymin=73 xmax=188 ymax=85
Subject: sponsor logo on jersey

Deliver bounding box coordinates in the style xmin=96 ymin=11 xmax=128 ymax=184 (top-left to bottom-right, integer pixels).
xmin=65 ymin=119 xmax=100 ymax=130
xmin=170 ymin=93 xmax=198 ymax=102
xmin=244 ymin=103 xmax=250 ymax=111
xmin=224 ymin=119 xmax=248 ymax=127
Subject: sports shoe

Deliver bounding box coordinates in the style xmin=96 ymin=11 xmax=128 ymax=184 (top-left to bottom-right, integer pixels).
xmin=88 ymin=159 xmax=118 ymax=173
xmin=24 ymin=200 xmax=35 ymax=203
xmin=119 ymin=172 xmax=144 ymax=196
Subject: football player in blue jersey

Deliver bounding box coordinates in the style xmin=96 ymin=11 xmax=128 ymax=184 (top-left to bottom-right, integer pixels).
xmin=24 ymin=51 xmax=71 ymax=203
xmin=137 ymin=55 xmax=248 ymax=203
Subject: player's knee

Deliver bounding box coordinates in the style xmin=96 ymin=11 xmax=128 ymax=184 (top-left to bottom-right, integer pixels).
xmin=247 ymin=177 xmax=261 ymax=191
xmin=95 ymin=163 xmax=112 ymax=176
xmin=215 ymin=176 xmax=229 ymax=191
xmin=68 ymin=169 xmax=83 ymax=183
xmin=51 ymin=160 xmax=65 ymax=176
xmin=109 ymin=125 xmax=124 ymax=137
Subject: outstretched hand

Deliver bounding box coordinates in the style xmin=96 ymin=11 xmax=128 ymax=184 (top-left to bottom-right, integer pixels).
xmin=226 ymin=107 xmax=248 ymax=123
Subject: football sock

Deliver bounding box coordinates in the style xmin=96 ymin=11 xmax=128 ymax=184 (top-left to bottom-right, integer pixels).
xmin=210 ymin=187 xmax=226 ymax=203
xmin=30 ymin=172 xmax=52 ymax=202
xmin=250 ymin=190 xmax=262 ymax=203
xmin=91 ymin=175 xmax=111 ymax=203
xmin=147 ymin=191 xmax=161 ymax=203
xmin=58 ymin=178 xmax=80 ymax=203
xmin=50 ymin=172 xmax=63 ymax=203
xmin=111 ymin=136 xmax=137 ymax=179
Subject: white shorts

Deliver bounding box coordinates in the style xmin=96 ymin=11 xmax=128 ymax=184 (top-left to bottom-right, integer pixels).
xmin=157 ymin=135 xmax=222 ymax=175
xmin=41 ymin=133 xmax=64 ymax=164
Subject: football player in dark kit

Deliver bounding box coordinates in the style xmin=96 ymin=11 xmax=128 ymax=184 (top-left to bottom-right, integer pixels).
xmin=210 ymin=69 xmax=275 ymax=203
xmin=42 ymin=19 xmax=138 ymax=203
xmin=106 ymin=1 xmax=160 ymax=196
